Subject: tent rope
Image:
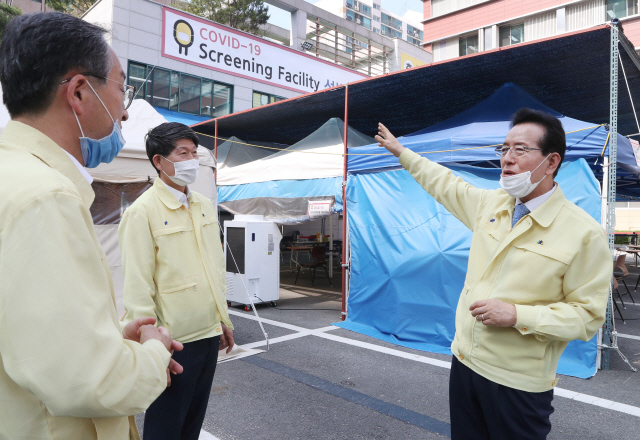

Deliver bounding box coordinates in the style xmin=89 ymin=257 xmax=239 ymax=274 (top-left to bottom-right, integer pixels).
xmin=197 ymin=124 xmax=605 ymax=157
xmin=601 ymin=130 xmax=611 ymax=157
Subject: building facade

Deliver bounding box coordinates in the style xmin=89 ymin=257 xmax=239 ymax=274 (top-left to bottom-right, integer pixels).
xmin=82 ymin=0 xmax=377 ymax=124
xmin=81 ymin=0 xmax=430 ymax=123
xmin=315 ymin=0 xmax=424 ymax=46
xmin=421 ymin=0 xmax=640 ymax=62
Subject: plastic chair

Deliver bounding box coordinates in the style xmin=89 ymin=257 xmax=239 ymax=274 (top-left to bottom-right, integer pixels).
xmin=613 ymin=277 xmax=626 ymax=324
xmin=614 ymin=256 xmax=636 ymax=306
xmin=294 ymin=245 xmax=333 ymax=287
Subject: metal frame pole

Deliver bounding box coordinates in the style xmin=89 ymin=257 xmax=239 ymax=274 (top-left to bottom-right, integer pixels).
xmin=599 ymin=21 xmax=636 ymax=373
xmin=341 ymin=85 xmax=349 ymax=321
xmin=602 ymin=22 xmax=619 ymax=370
xmin=214 ymin=119 xmax=218 ymax=185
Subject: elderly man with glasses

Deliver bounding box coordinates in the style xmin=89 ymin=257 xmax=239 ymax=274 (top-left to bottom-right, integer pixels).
xmin=0 ymin=12 xmax=181 ymax=440
xmin=376 ymin=108 xmax=612 ymax=440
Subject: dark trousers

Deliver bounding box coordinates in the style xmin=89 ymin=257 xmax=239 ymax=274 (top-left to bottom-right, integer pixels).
xmin=143 ymin=336 xmax=220 ymax=440
xmin=449 ymin=356 xmax=554 ymax=440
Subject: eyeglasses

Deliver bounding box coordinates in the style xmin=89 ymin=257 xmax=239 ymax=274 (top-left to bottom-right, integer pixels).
xmin=60 ymin=72 xmax=136 ymax=110
xmin=495 ymin=146 xmax=543 ymax=157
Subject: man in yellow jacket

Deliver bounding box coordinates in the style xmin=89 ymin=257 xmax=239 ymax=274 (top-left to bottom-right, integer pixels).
xmin=0 ymin=13 xmax=182 ymax=440
xmin=119 ymin=122 xmax=234 ymax=440
xmin=376 ymin=108 xmax=612 ymax=440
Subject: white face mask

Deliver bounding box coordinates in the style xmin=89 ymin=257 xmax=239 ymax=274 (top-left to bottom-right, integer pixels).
xmin=499 ymin=154 xmax=551 ymax=199
xmin=162 ymin=156 xmax=199 ymax=186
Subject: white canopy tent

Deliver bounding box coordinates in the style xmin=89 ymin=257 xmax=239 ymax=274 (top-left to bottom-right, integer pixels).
xmin=217 ymin=118 xmax=372 ymax=186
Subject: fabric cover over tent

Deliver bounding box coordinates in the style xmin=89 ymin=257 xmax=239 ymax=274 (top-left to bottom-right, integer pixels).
xmin=213 ymin=135 xmax=284 ymax=168
xmin=338 ymin=159 xmax=602 ymax=379
xmin=218 ymin=118 xmax=374 ymax=223
xmin=349 ymin=83 xmax=639 ymax=176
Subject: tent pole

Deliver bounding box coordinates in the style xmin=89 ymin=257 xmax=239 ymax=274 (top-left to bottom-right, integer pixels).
xmin=342 ymin=85 xmax=349 ymax=321
xmin=602 ymin=22 xmax=619 ymax=371
xmin=602 ymin=21 xmax=637 ymax=373
xmin=214 ymin=119 xmax=218 ymax=185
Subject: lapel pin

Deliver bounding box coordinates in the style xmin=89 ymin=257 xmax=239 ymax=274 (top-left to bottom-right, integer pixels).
xmin=165 ymin=221 xmax=168 ymax=225
xmin=490 ymin=219 xmax=495 ymax=223
xmin=537 ymin=240 xmax=543 ymax=245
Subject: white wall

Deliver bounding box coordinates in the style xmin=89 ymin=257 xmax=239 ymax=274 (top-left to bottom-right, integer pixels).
xmin=566 ymin=0 xmax=606 ymax=32
xmin=84 ymin=0 xmax=301 ymax=115
xmin=525 ymin=11 xmax=556 ymax=42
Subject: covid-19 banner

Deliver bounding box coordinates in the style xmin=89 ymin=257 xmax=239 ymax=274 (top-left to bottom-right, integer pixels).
xmin=162 ymin=8 xmax=368 ymax=94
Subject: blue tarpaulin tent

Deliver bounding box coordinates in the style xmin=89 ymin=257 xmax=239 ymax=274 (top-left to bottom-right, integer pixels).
xmin=336 ymin=84 xmax=621 ymax=379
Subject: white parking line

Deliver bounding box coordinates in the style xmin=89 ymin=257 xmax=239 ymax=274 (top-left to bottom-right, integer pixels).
xmin=617 ymin=332 xmax=640 ymax=341
xmin=199 ymin=430 xmax=220 ymax=440
xmin=230 ymin=313 xmax=640 ymax=418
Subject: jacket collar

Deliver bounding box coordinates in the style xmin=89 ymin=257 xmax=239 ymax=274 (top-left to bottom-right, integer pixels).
xmin=153 ymin=177 xmax=184 ymax=210
xmin=528 ymin=185 xmax=566 ymax=227
xmin=493 ymin=184 xmax=566 ymax=228
xmin=0 ymin=121 xmax=94 ymax=207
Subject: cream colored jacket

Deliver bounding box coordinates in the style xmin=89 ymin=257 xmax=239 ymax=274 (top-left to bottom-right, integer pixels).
xmin=0 ymin=121 xmax=171 ymax=440
xmin=399 ymin=149 xmax=612 ymax=392
xmin=119 ymin=178 xmax=233 ymax=344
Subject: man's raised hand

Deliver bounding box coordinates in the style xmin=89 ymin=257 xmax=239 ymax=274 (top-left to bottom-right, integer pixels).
xmin=375 ymin=123 xmax=405 ymax=158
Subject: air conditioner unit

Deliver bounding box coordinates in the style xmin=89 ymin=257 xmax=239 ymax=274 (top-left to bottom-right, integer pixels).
xmin=224 ymin=215 xmax=282 ymax=310
xmin=356 ymin=18 xmax=362 ymax=24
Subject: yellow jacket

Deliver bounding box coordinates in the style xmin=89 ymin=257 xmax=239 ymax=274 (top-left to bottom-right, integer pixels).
xmin=0 ymin=121 xmax=171 ymax=440
xmin=119 ymin=178 xmax=233 ymax=344
xmin=399 ymin=149 xmax=612 ymax=392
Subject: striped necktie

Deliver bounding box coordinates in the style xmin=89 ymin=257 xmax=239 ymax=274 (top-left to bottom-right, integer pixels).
xmin=512 ymin=204 xmax=530 ymax=228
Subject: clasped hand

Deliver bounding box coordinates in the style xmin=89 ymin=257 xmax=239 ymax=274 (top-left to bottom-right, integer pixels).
xmin=469 ymin=299 xmax=517 ymax=327
xmin=123 ymin=317 xmax=184 ymax=386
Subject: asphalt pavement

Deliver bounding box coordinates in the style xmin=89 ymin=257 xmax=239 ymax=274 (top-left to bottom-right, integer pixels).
xmin=136 ymin=264 xmax=640 ymax=440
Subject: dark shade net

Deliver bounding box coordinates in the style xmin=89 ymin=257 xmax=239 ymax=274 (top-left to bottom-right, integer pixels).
xmin=193 ymin=25 xmax=640 ymax=147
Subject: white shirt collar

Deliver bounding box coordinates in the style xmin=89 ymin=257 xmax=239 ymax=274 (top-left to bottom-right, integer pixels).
xmin=160 ymin=179 xmax=190 ymax=210
xmin=63 ymin=150 xmax=93 ymax=184
xmin=516 ymin=183 xmax=557 ymax=212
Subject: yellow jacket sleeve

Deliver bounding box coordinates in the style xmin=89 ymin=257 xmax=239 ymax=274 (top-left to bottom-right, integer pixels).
xmin=515 ymin=227 xmax=612 ymax=342
xmin=0 ymin=191 xmax=170 ymax=418
xmin=119 ymin=208 xmax=158 ymax=326
xmin=399 ymin=149 xmax=488 ymax=230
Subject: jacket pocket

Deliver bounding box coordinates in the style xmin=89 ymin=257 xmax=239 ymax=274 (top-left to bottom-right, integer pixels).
xmin=513 ymin=243 xmax=572 ymax=265
xmin=157 ymin=275 xmax=214 ymax=340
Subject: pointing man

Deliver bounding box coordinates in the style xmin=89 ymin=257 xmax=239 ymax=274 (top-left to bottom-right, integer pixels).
xmin=376 ymin=108 xmax=612 ymax=440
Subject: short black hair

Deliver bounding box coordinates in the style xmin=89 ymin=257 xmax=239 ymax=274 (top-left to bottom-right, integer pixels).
xmin=145 ymin=122 xmax=200 ymax=175
xmin=511 ymin=108 xmax=566 ymax=177
xmin=0 ymin=12 xmax=111 ymax=117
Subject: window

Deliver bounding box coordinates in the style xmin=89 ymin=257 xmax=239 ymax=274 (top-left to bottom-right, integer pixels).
xmin=407 ymin=25 xmax=423 ymax=45
xmin=373 ymin=27 xmax=380 ymax=34
xmin=605 ymin=0 xmax=638 ymax=20
xmin=346 ymin=9 xmax=372 ymax=29
xmin=346 ymin=0 xmax=371 ymax=17
xmin=459 ymin=34 xmax=478 ymax=56
xmin=252 ymin=91 xmax=285 ymax=108
xmin=373 ymin=15 xmax=380 ymax=22
xmin=381 ymin=24 xmax=402 ymax=39
xmin=499 ymin=23 xmax=524 ymax=47
xmin=373 ymin=3 xmax=380 ymax=10
xmin=381 ymin=13 xmax=402 ymax=31
xmin=128 ymin=61 xmax=233 ymax=118
xmin=179 ymin=75 xmax=201 ymax=115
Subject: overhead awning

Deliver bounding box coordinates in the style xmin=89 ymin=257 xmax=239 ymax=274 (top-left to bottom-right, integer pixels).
xmin=193 ymin=25 xmax=640 ymax=146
